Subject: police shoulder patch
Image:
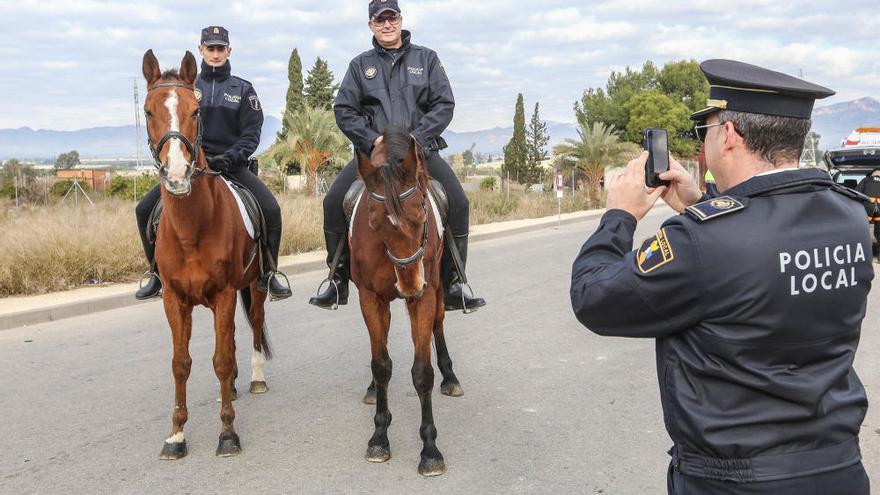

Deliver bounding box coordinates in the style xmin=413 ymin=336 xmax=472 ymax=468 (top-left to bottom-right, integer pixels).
xmin=365 ymin=66 xmax=378 ymax=79
xmin=248 ymin=94 xmax=261 ymax=111
xmin=637 ymin=228 xmax=675 ymax=274
xmin=685 ymin=196 xmax=747 ymax=223
xmin=194 ymin=88 xmax=202 ymax=103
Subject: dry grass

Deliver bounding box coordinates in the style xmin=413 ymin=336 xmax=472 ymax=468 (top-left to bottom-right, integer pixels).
xmin=0 ymin=189 xmax=601 ymax=296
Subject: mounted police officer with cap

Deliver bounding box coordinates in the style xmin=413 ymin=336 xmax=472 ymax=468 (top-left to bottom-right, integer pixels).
xmin=570 ymin=60 xmax=872 ymax=494
xmin=308 ymin=0 xmax=486 ymax=313
xmin=135 ymin=26 xmax=291 ymax=301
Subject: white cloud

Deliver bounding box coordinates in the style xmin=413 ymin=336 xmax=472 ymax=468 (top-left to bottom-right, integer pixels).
xmin=0 ymin=0 xmax=875 ymax=134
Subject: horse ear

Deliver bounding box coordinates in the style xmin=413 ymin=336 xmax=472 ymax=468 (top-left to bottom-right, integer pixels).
xmin=357 ymin=150 xmax=378 ymax=187
xmin=180 ymin=51 xmax=198 ymax=87
xmin=142 ymin=49 xmax=161 ymax=86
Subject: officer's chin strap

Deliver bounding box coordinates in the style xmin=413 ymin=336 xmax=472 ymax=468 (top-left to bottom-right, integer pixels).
xmin=444 ymin=232 xmax=478 ymax=315
xmin=316 ymin=235 xmax=347 ymax=310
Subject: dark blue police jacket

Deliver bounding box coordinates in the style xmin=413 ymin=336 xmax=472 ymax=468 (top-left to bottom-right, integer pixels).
xmin=195 ymin=60 xmax=263 ymax=167
xmin=570 ymin=168 xmax=872 ymax=483
xmin=334 ymin=30 xmax=454 ymax=155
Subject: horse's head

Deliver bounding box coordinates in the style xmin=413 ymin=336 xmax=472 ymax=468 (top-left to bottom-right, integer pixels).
xmin=142 ymin=50 xmax=202 ymax=197
xmin=358 ymin=126 xmax=431 ymax=299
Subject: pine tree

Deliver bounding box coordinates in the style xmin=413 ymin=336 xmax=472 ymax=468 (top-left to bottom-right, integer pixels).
xmin=503 ymin=94 xmax=527 ymax=183
xmin=304 ymin=57 xmax=338 ymax=111
xmin=524 ymin=102 xmax=549 ymax=185
xmin=279 ymin=48 xmax=305 ymax=140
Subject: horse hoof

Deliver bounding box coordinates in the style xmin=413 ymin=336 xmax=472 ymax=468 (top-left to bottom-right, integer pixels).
xmin=216 ymin=387 xmax=239 ymax=403
xmin=362 ymin=389 xmax=377 ymax=405
xmin=418 ymin=456 xmax=446 ymax=477
xmin=159 ymin=440 xmax=188 ymax=460
xmin=441 ymin=381 xmax=464 ymax=397
xmin=215 ymin=432 xmax=242 ymax=457
xmin=249 ymin=381 xmax=269 ymax=394
xmin=365 ymin=445 xmax=391 ymax=463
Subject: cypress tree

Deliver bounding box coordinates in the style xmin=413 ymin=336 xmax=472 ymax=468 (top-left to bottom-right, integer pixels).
xmin=279 ymin=48 xmax=305 ymax=140
xmin=304 ymin=57 xmax=338 ymax=111
xmin=503 ymin=93 xmax=527 ymax=183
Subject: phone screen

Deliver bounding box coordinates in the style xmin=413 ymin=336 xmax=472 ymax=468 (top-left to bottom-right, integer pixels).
xmin=651 ymin=131 xmax=669 ymax=174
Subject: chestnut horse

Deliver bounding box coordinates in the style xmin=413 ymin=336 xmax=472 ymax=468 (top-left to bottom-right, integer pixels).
xmin=142 ymin=50 xmax=271 ymax=460
xmin=351 ymin=127 xmax=463 ymax=476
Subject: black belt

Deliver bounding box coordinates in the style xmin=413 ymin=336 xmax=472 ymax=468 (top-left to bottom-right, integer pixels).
xmin=671 ymin=437 xmax=861 ymax=483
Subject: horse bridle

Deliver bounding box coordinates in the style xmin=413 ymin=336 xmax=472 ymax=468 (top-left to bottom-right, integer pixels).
xmin=369 ymin=185 xmax=430 ymax=268
xmin=145 ymin=81 xmax=217 ymax=191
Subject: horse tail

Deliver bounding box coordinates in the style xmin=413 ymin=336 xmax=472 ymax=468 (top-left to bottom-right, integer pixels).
xmin=239 ymin=286 xmax=273 ymax=360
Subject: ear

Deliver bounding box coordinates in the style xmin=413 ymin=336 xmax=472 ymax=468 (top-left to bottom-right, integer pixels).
xmin=142 ymin=49 xmax=161 ymax=86
xmin=357 ymin=151 xmax=379 ymax=187
xmin=180 ymin=51 xmax=198 ymax=87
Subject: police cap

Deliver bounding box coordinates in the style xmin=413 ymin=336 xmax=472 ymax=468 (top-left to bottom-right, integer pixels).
xmin=369 ymin=0 xmax=401 ymax=19
xmin=690 ymin=59 xmax=835 ymax=122
xmin=200 ymin=26 xmax=230 ymax=47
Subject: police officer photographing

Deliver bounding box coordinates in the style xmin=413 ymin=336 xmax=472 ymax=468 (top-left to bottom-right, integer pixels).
xmin=135 ymin=26 xmax=291 ymax=301
xmin=308 ymin=0 xmax=485 ymax=312
xmin=570 ymin=60 xmax=872 ymax=494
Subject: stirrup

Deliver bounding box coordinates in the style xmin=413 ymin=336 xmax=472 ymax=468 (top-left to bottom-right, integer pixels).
xmin=315 ymin=277 xmax=341 ymax=310
xmin=138 ymin=270 xmax=162 ymax=297
xmin=267 ymin=271 xmax=292 ymax=302
xmin=461 ymin=282 xmax=480 ymax=315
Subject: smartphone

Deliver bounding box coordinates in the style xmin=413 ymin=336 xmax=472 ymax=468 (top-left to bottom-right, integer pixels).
xmin=643 ymin=128 xmax=670 ymax=188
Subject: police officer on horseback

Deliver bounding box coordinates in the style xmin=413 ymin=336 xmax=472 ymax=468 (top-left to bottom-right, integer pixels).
xmin=135 ymin=26 xmax=291 ymax=301
xmin=309 ymin=0 xmax=485 ymax=313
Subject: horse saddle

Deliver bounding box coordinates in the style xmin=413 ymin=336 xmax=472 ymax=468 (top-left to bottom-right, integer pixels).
xmin=343 ymin=179 xmax=449 ymax=231
xmin=147 ymin=180 xmax=266 ymax=247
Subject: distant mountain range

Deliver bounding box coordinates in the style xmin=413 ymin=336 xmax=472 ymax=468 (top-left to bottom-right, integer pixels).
xmin=2 ymin=97 xmax=878 ymax=161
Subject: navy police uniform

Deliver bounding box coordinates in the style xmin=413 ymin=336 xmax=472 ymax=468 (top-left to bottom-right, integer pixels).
xmin=135 ymin=26 xmax=288 ymax=300
xmin=570 ymin=61 xmax=872 ymax=494
xmin=310 ymin=0 xmax=484 ymax=312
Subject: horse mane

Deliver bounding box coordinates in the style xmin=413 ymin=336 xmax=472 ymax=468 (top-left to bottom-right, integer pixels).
xmin=378 ymin=126 xmax=418 ymax=232
xmin=161 ymin=69 xmax=181 ymax=80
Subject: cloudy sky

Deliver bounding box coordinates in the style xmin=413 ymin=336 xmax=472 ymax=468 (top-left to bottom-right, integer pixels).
xmin=1 ymin=0 xmax=878 ymax=132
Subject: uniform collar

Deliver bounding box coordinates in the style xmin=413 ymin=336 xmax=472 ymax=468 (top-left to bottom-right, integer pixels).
xmin=200 ymin=60 xmax=231 ymax=82
xmin=372 ymin=30 xmax=412 ymax=54
xmin=724 ymin=168 xmax=832 ymax=198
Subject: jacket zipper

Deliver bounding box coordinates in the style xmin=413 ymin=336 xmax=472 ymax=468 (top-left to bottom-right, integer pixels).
xmin=210 ymin=66 xmax=216 ymax=105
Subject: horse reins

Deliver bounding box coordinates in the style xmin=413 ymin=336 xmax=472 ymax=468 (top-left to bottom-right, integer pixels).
xmin=369 ymin=185 xmax=431 ymax=268
xmin=145 ymin=81 xmax=219 ymax=189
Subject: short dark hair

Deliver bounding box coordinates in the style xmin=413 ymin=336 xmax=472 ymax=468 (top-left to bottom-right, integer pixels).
xmin=716 ymin=110 xmax=811 ymax=166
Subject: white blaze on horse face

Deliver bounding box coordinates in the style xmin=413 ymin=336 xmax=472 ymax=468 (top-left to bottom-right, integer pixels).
xmin=163 ymin=90 xmax=189 ymax=182
xmin=394 ymin=260 xmax=426 ymax=298
xmin=251 ymin=349 xmax=266 ymax=383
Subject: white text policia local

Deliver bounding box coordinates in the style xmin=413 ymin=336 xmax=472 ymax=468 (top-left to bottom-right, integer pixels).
xmin=779 ymin=243 xmax=867 ymax=296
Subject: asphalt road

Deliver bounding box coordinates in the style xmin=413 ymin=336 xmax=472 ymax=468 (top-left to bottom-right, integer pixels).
xmin=1 ymin=208 xmax=877 ymax=494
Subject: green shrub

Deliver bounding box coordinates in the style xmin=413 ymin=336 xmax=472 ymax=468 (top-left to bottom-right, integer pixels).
xmin=479 ymin=176 xmax=497 ymax=191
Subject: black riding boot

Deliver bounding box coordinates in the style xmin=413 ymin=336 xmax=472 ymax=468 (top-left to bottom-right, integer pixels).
xmin=309 ymin=231 xmax=350 ymax=310
xmin=258 ymin=227 xmax=292 ymax=301
xmin=442 ymin=234 xmax=486 ymax=312
xmin=135 ymin=225 xmax=162 ymax=300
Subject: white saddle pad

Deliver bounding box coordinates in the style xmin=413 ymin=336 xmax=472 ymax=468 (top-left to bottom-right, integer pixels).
xmin=221 ymin=178 xmax=255 ymax=239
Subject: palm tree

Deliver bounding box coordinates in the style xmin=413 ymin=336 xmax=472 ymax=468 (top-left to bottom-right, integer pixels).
xmin=267 ymin=105 xmax=351 ymax=196
xmin=553 ymin=118 xmax=639 ymax=205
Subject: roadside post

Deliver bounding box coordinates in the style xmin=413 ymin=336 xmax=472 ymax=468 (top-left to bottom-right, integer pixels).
xmin=555 ymin=172 xmax=564 ymax=228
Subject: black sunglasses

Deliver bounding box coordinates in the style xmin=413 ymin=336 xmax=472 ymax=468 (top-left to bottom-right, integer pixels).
xmin=371 ymin=12 xmax=401 ymax=25
xmin=694 ymin=122 xmax=725 ymax=143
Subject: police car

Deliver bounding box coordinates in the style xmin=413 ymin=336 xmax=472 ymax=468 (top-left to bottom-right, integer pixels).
xmin=824 ymin=128 xmax=880 ymax=189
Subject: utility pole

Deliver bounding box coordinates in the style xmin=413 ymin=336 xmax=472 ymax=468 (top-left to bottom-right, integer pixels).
xmin=133 ymin=78 xmax=143 ymax=169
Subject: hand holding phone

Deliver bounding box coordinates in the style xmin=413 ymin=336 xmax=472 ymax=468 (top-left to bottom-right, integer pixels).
xmin=643 ymin=128 xmax=670 ymax=188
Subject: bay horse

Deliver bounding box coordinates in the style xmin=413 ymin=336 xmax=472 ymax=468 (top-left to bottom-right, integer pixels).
xmin=351 ymin=126 xmax=463 ymax=476
xmin=141 ymin=50 xmax=271 ymax=460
